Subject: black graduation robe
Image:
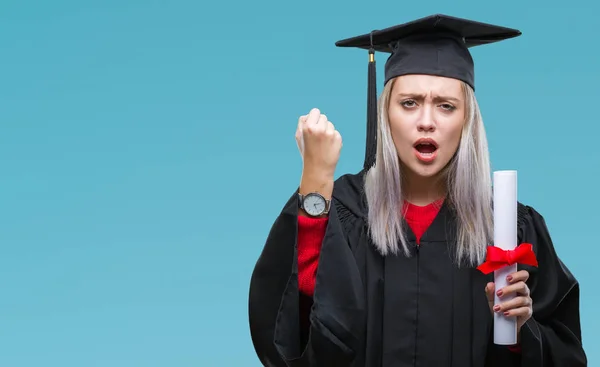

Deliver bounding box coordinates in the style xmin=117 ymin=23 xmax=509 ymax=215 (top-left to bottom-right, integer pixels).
xmin=248 ymin=170 xmax=587 ymax=366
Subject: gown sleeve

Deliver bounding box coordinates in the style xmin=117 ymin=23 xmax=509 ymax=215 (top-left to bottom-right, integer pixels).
xmin=248 ymin=181 xmax=366 ymax=367
xmin=490 ymin=204 xmax=587 ymax=366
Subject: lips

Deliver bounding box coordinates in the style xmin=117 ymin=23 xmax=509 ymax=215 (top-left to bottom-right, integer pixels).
xmin=413 ymin=138 xmax=438 ymax=162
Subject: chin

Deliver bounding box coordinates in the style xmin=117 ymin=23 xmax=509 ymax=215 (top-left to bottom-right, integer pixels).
xmin=413 ymin=166 xmax=443 ymax=178
xmin=402 ymin=159 xmax=445 ymax=179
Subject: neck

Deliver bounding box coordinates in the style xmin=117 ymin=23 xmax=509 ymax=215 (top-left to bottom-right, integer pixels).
xmin=403 ymin=172 xmax=446 ymax=206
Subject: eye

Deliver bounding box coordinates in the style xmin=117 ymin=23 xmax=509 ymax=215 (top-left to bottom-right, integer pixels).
xmin=439 ymin=103 xmax=456 ymax=111
xmin=401 ymin=99 xmax=417 ymax=108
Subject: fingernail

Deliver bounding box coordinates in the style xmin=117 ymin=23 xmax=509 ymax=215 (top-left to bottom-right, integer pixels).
xmin=507 ymin=275 xmax=513 ymax=282
xmin=497 ymin=290 xmax=503 ymax=297
xmin=504 ymin=311 xmax=510 ymax=316
xmin=494 ymin=305 xmax=501 ymax=312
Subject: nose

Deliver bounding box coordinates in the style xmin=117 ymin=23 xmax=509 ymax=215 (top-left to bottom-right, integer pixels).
xmin=417 ymin=107 xmax=436 ymax=132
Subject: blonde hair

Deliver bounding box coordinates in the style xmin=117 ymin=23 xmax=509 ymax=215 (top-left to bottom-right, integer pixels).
xmin=364 ymin=78 xmax=493 ymax=266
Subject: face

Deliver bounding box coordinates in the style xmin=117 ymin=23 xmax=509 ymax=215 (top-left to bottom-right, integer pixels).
xmin=387 ymin=74 xmax=466 ymax=180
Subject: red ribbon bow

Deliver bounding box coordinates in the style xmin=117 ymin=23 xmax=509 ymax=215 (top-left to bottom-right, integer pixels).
xmin=476 ymin=243 xmax=539 ymax=274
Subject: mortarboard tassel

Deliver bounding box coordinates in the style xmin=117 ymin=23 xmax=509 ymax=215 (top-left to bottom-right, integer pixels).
xmin=364 ymin=36 xmax=377 ymax=170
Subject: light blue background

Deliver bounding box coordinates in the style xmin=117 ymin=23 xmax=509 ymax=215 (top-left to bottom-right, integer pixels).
xmin=1 ymin=0 xmax=597 ymax=366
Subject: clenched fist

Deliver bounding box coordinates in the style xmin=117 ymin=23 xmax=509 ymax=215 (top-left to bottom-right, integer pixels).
xmin=296 ymin=108 xmax=343 ymax=181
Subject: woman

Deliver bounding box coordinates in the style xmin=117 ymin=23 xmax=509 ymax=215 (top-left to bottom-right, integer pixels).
xmin=248 ymin=14 xmax=587 ymax=367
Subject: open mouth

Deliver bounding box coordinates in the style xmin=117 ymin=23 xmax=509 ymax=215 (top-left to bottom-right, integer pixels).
xmin=413 ymin=139 xmax=438 ymax=162
xmin=415 ymin=143 xmax=437 ymax=155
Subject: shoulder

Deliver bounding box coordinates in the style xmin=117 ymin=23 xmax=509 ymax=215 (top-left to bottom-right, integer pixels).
xmin=332 ymin=170 xmax=367 ymax=212
xmin=516 ymin=202 xmax=551 ymax=243
xmin=333 ymin=171 xmax=366 ymax=201
xmin=516 ymin=202 xmax=579 ymax=284
xmin=517 ymin=202 xmax=540 ymax=233
xmin=331 ymin=170 xmax=369 ymax=229
xmin=516 ymin=201 xmax=552 ymax=251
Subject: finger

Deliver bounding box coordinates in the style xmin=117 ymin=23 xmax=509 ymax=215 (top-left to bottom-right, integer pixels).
xmin=306 ymin=108 xmax=321 ymax=126
xmin=326 ymin=120 xmax=335 ymax=134
xmin=334 ymin=130 xmax=343 ymax=146
xmin=298 ymin=115 xmax=308 ymax=139
xmin=317 ymin=114 xmax=328 ymax=131
xmin=507 ymin=270 xmax=529 ymax=283
xmin=485 ymin=282 xmax=495 ymax=302
xmin=494 ymin=296 xmax=531 ymax=313
xmin=498 ymin=281 xmax=530 ymax=298
xmin=296 ymin=115 xmax=307 ymax=151
xmin=297 ymin=115 xmax=307 ymax=134
xmin=298 ymin=114 xmax=307 ymax=127
xmin=502 ymin=306 xmax=533 ymax=319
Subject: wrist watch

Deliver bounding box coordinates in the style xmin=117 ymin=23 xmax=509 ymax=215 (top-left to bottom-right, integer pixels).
xmin=298 ymin=192 xmax=331 ymax=217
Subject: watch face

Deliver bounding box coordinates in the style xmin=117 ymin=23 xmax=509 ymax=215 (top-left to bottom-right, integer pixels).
xmin=303 ymin=193 xmax=326 ymax=216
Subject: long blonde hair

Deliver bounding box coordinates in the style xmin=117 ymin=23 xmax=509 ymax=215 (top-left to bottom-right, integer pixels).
xmin=363 ymin=77 xmax=493 ymax=266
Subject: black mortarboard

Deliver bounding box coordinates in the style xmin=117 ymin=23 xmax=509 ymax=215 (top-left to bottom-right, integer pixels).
xmin=335 ymin=14 xmax=521 ymax=169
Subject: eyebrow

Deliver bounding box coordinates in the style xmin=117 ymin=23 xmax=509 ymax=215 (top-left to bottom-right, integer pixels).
xmin=396 ymin=93 xmax=462 ymax=104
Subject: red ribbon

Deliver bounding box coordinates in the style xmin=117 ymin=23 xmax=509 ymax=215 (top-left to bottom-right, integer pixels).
xmin=476 ymin=243 xmax=539 ymax=274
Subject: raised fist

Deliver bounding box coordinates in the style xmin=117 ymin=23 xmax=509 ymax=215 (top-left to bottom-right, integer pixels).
xmin=295 ymin=108 xmax=342 ymax=180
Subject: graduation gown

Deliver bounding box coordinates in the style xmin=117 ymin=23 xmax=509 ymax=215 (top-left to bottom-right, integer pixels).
xmin=248 ymin=171 xmax=587 ymax=366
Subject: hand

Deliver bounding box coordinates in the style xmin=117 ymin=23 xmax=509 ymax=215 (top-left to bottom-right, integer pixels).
xmin=296 ymin=108 xmax=342 ymax=181
xmin=485 ymin=270 xmax=533 ymax=342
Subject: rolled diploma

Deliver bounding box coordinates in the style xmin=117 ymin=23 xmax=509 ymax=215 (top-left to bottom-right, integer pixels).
xmin=493 ymin=170 xmax=518 ymax=345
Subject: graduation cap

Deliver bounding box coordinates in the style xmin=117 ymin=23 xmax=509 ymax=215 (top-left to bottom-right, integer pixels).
xmin=335 ymin=14 xmax=521 ymax=169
